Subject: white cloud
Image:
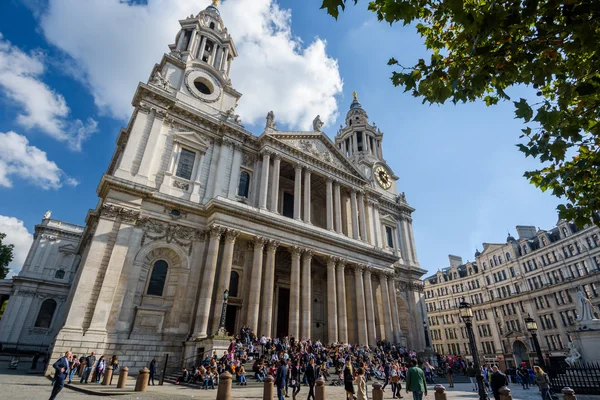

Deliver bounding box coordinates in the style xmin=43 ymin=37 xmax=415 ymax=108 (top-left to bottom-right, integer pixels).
xmin=0 ymin=131 xmax=79 ymax=189
xmin=38 ymin=0 xmax=343 ymax=130
xmin=0 ymin=33 xmax=98 ymax=151
xmin=0 ymin=215 xmax=33 ymax=278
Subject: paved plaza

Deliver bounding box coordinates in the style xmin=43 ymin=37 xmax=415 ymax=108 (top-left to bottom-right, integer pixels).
xmin=2 ymin=369 xmax=600 ymax=400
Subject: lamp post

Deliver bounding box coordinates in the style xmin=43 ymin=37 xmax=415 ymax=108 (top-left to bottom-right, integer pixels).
xmin=423 ymin=320 xmax=431 ymax=348
xmin=525 ymin=314 xmax=546 ymax=368
xmin=217 ymin=289 xmax=229 ymax=336
xmin=460 ymin=300 xmax=489 ymax=400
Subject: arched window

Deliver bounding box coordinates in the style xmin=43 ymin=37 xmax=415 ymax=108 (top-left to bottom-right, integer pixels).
xmin=229 ymin=271 xmax=239 ymax=298
xmin=34 ymin=299 xmax=57 ymax=328
xmin=506 ymin=252 xmax=511 ymax=261
xmin=55 ymin=269 xmax=65 ymax=279
xmin=147 ymin=260 xmax=168 ymax=296
xmin=237 ymin=171 xmax=250 ymax=198
xmin=493 ymin=255 xmax=498 ymax=266
xmin=209 ymin=22 xmax=216 ymax=30
xmin=562 ymin=227 xmax=568 ymax=237
xmin=523 ymin=245 xmax=528 ymax=254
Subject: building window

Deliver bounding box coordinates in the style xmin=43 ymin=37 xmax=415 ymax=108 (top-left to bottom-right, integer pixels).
xmin=55 ymin=269 xmax=65 ymax=279
xmin=34 ymin=299 xmax=57 ymax=329
xmin=229 ymin=271 xmax=240 ymax=297
xmin=147 ymin=260 xmax=168 ymax=296
xmin=506 ymin=252 xmax=511 ymax=261
xmin=237 ymin=170 xmax=250 ymax=198
xmin=385 ymin=226 xmax=394 ymax=248
xmin=175 ymin=148 xmax=196 ymax=180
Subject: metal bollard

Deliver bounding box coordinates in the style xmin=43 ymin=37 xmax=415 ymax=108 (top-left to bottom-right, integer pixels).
xmin=134 ymin=367 xmax=150 ymax=392
xmin=499 ymin=386 xmax=513 ymax=400
xmin=102 ymin=366 xmax=113 ymax=385
xmin=216 ymin=371 xmax=232 ymax=400
xmin=263 ymin=375 xmax=274 ymax=400
xmin=315 ymin=377 xmax=325 ymax=400
xmin=434 ymin=384 xmax=447 ymax=400
xmin=372 ymin=381 xmax=383 ymax=400
xmin=117 ymin=367 xmax=128 ymax=389
xmin=562 ymin=387 xmax=577 ymax=400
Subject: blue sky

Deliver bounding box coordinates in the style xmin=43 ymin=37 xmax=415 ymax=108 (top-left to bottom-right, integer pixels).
xmin=0 ymin=0 xmax=562 ymax=276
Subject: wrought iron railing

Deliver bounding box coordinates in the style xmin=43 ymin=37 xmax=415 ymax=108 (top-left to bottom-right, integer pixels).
xmin=548 ymin=362 xmax=600 ymax=395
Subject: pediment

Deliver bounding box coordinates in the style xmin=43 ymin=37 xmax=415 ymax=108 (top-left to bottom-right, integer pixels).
xmin=267 ymin=131 xmax=365 ymax=179
xmin=480 ymin=243 xmax=505 ymax=255
xmin=59 ymin=244 xmax=77 ymax=254
xmin=172 ymin=131 xmax=209 ymax=151
xmin=380 ymin=214 xmax=397 ymax=225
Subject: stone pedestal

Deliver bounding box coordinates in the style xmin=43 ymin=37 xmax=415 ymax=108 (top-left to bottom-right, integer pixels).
xmin=571 ymin=323 xmax=600 ymax=363
xmin=117 ymin=367 xmax=128 ymax=389
xmin=372 ymin=382 xmax=383 ymax=400
xmin=135 ymin=367 xmax=149 ymax=392
xmin=102 ymin=366 xmax=113 ymax=385
xmin=217 ymin=371 xmax=232 ymax=400
xmin=192 ymin=335 xmax=232 ymax=360
xmin=562 ymin=387 xmax=576 ymax=400
xmin=263 ymin=375 xmax=274 ymax=400
xmin=315 ymin=377 xmax=325 ymax=400
xmin=499 ymin=386 xmax=513 ymax=400
xmin=434 ymin=384 xmax=447 ymax=400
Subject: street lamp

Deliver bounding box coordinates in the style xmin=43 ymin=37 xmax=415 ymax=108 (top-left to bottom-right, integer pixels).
xmin=217 ymin=289 xmax=229 ymax=336
xmin=423 ymin=320 xmax=431 ymax=348
xmin=525 ymin=314 xmax=546 ymax=368
xmin=460 ymin=299 xmax=489 ymax=400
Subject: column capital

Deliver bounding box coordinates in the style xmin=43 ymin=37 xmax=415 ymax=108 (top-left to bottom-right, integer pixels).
xmin=289 ymin=245 xmax=303 ymax=259
xmin=363 ymin=265 xmax=374 ymax=275
xmin=304 ymin=166 xmax=312 ymax=174
xmin=294 ymin=162 xmax=304 ymax=171
xmin=336 ymin=260 xmax=346 ymax=272
xmin=252 ymin=236 xmax=267 ymax=249
xmin=272 ymin=153 xmax=282 ymax=161
xmin=266 ymin=239 xmax=280 ymax=253
xmin=224 ymin=229 xmax=240 ymax=243
xmin=207 ymin=224 xmax=226 ymax=239
xmin=325 ymin=255 xmax=337 ymax=266
xmin=303 ymin=249 xmax=313 ymax=260
xmin=260 ymin=150 xmax=271 ymax=158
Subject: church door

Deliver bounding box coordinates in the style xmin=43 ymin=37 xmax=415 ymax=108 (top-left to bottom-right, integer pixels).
xmin=276 ymin=288 xmax=290 ymax=338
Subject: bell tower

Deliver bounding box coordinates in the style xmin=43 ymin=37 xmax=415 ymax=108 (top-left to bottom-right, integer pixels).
xmin=335 ymin=93 xmax=397 ymax=195
xmin=147 ymin=0 xmax=242 ymax=116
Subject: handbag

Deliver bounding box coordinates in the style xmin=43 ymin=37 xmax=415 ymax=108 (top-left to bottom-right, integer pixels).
xmin=392 ymin=375 xmax=399 ymax=383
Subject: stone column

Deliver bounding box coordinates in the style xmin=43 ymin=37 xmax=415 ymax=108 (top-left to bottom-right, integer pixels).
xmin=269 ymin=155 xmax=281 ymax=213
xmin=326 ymin=178 xmax=334 ymax=231
xmin=193 ymin=225 xmax=224 ymax=338
xmin=246 ymin=237 xmax=267 ymax=331
xmin=259 ymin=152 xmax=270 ymax=210
xmin=354 ymin=264 xmax=368 ymax=346
xmin=211 ymin=229 xmax=240 ymax=334
xmin=379 ymin=272 xmax=395 ymax=342
xmin=406 ymin=216 xmax=419 ymax=264
xmin=260 ymin=240 xmax=279 ymax=337
xmin=326 ymin=256 xmax=338 ymax=343
xmin=197 ymin=36 xmax=207 ymax=59
xmin=374 ymin=203 xmax=384 ymax=247
xmin=303 ymin=168 xmax=311 ymax=223
xmin=334 ymin=182 xmax=342 ymax=234
xmin=336 ymin=260 xmax=348 ymax=343
xmin=358 ymin=192 xmax=368 ymax=242
xmin=388 ymin=277 xmax=402 ymax=344
xmin=350 ymin=189 xmax=360 ymax=240
xmin=220 ymin=48 xmax=230 ymax=71
xmin=368 ymin=201 xmax=379 ymax=247
xmin=288 ymin=246 xmax=302 ymax=339
xmin=363 ymin=267 xmax=377 ymax=347
xmin=293 ymin=164 xmax=302 ymax=220
xmin=301 ymin=250 xmax=313 ymax=339
xmin=211 ymin=43 xmax=218 ymax=66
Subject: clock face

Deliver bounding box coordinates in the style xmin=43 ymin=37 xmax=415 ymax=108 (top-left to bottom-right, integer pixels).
xmin=374 ymin=166 xmax=392 ymax=189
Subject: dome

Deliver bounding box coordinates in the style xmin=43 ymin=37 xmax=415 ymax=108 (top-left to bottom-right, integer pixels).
xmin=474 ymin=249 xmax=481 ymax=257
xmin=346 ymin=92 xmax=368 ymax=122
xmin=507 ymin=233 xmax=516 ymax=242
xmin=205 ymin=0 xmax=220 ymax=15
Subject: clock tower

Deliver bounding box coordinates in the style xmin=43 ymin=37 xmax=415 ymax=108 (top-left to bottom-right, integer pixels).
xmin=334 ymin=93 xmax=398 ymax=196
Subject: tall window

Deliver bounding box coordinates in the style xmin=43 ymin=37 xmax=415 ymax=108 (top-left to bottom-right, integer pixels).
xmin=55 ymin=269 xmax=65 ymax=279
xmin=34 ymin=299 xmax=57 ymax=328
xmin=147 ymin=260 xmax=168 ymax=296
xmin=229 ymin=271 xmax=240 ymax=297
xmin=175 ymin=148 xmax=196 ymax=180
xmin=385 ymin=226 xmax=394 ymax=248
xmin=237 ymin=171 xmax=250 ymax=198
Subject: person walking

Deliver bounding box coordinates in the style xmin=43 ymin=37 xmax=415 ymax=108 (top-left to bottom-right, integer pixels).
xmin=49 ymin=351 xmax=72 ymax=400
xmin=305 ymin=357 xmax=317 ymax=400
xmin=68 ymin=355 xmax=79 ymax=384
xmin=357 ymin=367 xmax=367 ymax=400
xmin=534 ymin=366 xmax=551 ymax=400
xmin=291 ymin=360 xmax=302 ymax=400
xmin=94 ymin=355 xmax=106 ymax=383
xmin=405 ymin=358 xmax=427 ymax=400
xmin=445 ymin=363 xmax=454 ymax=388
xmin=518 ymin=365 xmax=530 ymax=390
xmin=343 ymin=358 xmax=355 ymax=400
xmin=80 ymin=352 xmax=96 ymax=384
xmin=149 ymin=359 xmax=157 ymax=385
xmin=466 ymin=362 xmax=478 ymax=391
xmin=490 ymin=366 xmax=509 ymax=400
xmin=275 ymin=360 xmax=287 ymax=400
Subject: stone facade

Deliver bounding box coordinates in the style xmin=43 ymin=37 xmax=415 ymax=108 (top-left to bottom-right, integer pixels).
xmin=34 ymin=3 xmax=429 ymax=372
xmin=0 ymin=216 xmax=84 ymax=351
xmin=424 ymin=219 xmax=600 ymax=369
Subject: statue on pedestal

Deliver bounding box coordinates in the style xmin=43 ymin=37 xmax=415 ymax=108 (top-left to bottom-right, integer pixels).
xmin=565 ymin=342 xmax=581 ymax=367
xmin=43 ymin=210 xmax=52 ymax=220
xmin=576 ymin=286 xmax=599 ymax=322
xmin=312 ymin=115 xmax=324 ymax=132
xmin=265 ymin=111 xmax=276 ymax=130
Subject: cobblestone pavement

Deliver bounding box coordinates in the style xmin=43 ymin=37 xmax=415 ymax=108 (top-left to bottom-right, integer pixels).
xmin=2 ymin=370 xmax=600 ymax=400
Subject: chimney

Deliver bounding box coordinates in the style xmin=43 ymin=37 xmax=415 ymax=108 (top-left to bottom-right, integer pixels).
xmin=516 ymin=225 xmax=537 ymax=240
xmin=448 ymin=255 xmax=463 ymax=268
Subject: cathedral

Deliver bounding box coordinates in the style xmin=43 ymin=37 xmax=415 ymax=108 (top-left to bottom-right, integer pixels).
xmin=0 ymin=2 xmax=429 ymax=370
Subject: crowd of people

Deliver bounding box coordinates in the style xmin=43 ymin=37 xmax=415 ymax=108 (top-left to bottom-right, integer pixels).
xmin=173 ymin=328 xmax=429 ymax=400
